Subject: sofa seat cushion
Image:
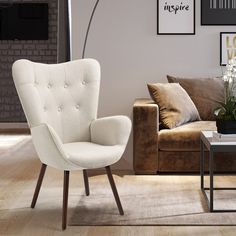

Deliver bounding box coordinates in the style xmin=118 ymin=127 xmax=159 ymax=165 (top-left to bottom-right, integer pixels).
xmin=158 ymin=121 xmax=217 ymax=151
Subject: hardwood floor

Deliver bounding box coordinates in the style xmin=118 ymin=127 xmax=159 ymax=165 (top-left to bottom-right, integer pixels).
xmin=0 ymin=134 xmax=236 ymax=235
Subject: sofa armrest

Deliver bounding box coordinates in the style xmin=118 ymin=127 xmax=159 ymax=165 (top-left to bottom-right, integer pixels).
xmin=133 ymin=98 xmax=159 ymax=174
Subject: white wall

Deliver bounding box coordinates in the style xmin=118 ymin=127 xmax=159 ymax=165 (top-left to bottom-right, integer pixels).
xmin=71 ymin=0 xmax=236 ymax=170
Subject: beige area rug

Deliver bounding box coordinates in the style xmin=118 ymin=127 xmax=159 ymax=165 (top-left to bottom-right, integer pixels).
xmin=1 ymin=135 xmax=236 ymax=227
xmin=0 ymin=135 xmax=31 ymax=155
xmin=70 ymin=175 xmax=236 ymax=226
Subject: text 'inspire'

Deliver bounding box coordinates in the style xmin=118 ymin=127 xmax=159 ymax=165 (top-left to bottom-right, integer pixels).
xmin=164 ymin=2 xmax=190 ymax=14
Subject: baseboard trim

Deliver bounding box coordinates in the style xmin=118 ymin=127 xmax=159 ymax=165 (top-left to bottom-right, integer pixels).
xmin=0 ymin=122 xmax=30 ymax=134
xmin=0 ymin=128 xmax=30 ymax=134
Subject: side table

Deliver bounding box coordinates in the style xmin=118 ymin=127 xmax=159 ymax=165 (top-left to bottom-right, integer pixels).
xmin=200 ymin=131 xmax=236 ymax=212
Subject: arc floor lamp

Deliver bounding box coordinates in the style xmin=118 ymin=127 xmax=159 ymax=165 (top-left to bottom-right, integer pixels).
xmin=67 ymin=0 xmax=101 ymax=60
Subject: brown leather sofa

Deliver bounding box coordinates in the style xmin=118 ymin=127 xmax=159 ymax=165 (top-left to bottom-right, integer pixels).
xmin=133 ymin=77 xmax=236 ymax=174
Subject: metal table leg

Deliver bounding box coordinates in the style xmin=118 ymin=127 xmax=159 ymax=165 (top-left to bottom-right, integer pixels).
xmin=200 ymin=139 xmax=204 ymax=190
xmin=209 ymin=149 xmax=214 ymax=212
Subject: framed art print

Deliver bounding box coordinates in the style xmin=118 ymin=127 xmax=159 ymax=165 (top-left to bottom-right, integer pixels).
xmin=220 ymin=32 xmax=236 ymax=66
xmin=157 ymin=0 xmax=195 ymax=35
xmin=202 ymin=0 xmax=236 ymax=25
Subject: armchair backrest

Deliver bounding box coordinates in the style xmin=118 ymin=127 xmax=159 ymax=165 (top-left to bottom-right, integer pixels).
xmin=12 ymin=59 xmax=100 ymax=143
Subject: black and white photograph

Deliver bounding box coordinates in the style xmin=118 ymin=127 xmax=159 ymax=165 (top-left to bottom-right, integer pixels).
xmin=202 ymin=0 xmax=236 ymax=25
xmin=157 ymin=0 xmax=195 ymax=35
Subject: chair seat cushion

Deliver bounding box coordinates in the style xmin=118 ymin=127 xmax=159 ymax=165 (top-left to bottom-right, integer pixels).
xmin=63 ymin=142 xmax=124 ymax=169
xmin=158 ymin=121 xmax=217 ymax=151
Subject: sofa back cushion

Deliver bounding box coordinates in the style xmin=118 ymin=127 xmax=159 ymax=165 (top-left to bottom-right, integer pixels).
xmin=167 ymin=75 xmax=224 ymax=121
xmin=147 ymin=83 xmax=200 ymax=129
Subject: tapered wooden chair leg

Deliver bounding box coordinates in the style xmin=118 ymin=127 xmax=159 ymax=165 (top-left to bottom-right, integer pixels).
xmin=31 ymin=163 xmax=47 ymax=208
xmin=83 ymin=170 xmax=90 ymax=196
xmin=105 ymin=166 xmax=124 ymax=215
xmin=62 ymin=171 xmax=70 ymax=230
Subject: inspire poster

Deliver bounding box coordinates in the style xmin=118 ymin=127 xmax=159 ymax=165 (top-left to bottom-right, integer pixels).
xmin=157 ymin=0 xmax=195 ymax=35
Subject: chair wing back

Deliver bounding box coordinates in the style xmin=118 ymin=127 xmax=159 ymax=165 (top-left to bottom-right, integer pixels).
xmin=12 ymin=59 xmax=100 ymax=143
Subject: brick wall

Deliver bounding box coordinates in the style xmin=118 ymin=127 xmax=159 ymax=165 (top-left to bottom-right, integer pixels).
xmin=0 ymin=0 xmax=58 ymax=122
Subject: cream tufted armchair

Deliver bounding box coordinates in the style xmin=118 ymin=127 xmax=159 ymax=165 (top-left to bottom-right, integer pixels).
xmin=12 ymin=59 xmax=131 ymax=230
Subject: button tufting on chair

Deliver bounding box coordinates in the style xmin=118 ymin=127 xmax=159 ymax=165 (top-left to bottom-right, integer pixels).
xmin=12 ymin=58 xmax=131 ymax=231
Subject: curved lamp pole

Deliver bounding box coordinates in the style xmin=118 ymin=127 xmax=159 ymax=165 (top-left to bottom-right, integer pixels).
xmin=82 ymin=0 xmax=101 ymax=59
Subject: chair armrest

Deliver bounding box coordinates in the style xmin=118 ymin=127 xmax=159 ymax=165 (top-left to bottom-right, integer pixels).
xmin=31 ymin=123 xmax=77 ymax=170
xmin=133 ymin=98 xmax=159 ymax=174
xmin=90 ymin=116 xmax=132 ymax=146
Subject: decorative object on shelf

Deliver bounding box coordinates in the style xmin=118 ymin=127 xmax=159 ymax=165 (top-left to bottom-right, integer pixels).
xmin=215 ymin=57 xmax=236 ymax=134
xmin=220 ymin=32 xmax=236 ymax=66
xmin=213 ymin=131 xmax=236 ymax=141
xmin=157 ymin=0 xmax=195 ymax=35
xmin=82 ymin=0 xmax=100 ymax=59
xmin=201 ymin=0 xmax=236 ymax=25
xmin=216 ymin=120 xmax=236 ymax=134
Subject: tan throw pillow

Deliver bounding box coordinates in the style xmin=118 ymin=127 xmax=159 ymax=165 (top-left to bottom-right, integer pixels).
xmin=147 ymin=83 xmax=201 ymax=129
xmin=167 ymin=75 xmax=224 ymax=121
